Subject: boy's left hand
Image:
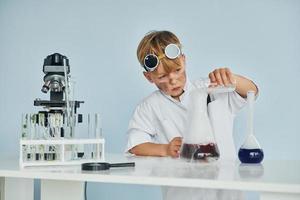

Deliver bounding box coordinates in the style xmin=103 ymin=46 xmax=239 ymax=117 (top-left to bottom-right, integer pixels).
xmin=166 ymin=137 xmax=182 ymax=158
xmin=208 ymin=67 xmax=236 ymax=87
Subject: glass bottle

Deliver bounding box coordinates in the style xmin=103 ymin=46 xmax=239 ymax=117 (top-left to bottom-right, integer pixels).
xmin=238 ymin=91 xmax=264 ymax=163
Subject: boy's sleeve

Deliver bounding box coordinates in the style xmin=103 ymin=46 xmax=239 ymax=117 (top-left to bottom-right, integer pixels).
xmin=228 ymin=81 xmax=259 ymax=114
xmin=212 ymin=82 xmax=259 ymax=115
xmin=125 ymin=101 xmax=156 ymax=153
xmin=228 ymin=91 xmax=248 ymax=114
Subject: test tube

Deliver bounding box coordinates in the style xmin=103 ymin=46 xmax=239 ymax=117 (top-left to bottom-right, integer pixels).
xmin=72 ymin=145 xmax=78 ymax=160
xmin=39 ymin=145 xmax=45 ymax=161
xmin=48 ymin=145 xmax=57 ymax=161
xmin=63 ymin=103 xmax=75 ymax=139
xmin=194 ymin=78 xmax=236 ymax=94
xmin=21 ymin=113 xmax=29 ymax=139
xmin=48 ymin=113 xmax=53 ymax=138
xmin=44 ymin=145 xmax=49 ymax=161
xmin=77 ymin=144 xmax=84 ymax=159
xmin=87 ymin=113 xmax=91 ymax=139
xmin=29 ymin=114 xmax=37 ymax=140
xmin=26 ymin=113 xmax=31 ymax=139
xmin=49 ymin=113 xmax=63 ymax=138
xmin=86 ymin=113 xmax=91 ymax=159
xmin=22 ymin=145 xmax=27 ymax=162
xmin=70 ymin=103 xmax=77 ymax=138
xmin=63 ymin=112 xmax=71 ymax=139
xmin=94 ymin=113 xmax=102 ymax=139
xmin=37 ymin=113 xmax=44 ymax=140
xmin=31 ymin=145 xmax=36 ymax=161
xmin=65 ymin=145 xmax=73 ymax=161
xmin=94 ymin=113 xmax=102 ymax=159
xmin=26 ymin=145 xmax=32 ymax=161
xmin=57 ymin=113 xmax=63 ymax=138
xmin=69 ymin=81 xmax=76 ymax=138
xmin=38 ymin=113 xmax=43 ymax=139
xmin=35 ymin=145 xmax=42 ymax=161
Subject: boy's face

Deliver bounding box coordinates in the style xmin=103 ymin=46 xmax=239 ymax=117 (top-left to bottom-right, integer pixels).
xmin=144 ymin=55 xmax=186 ymax=100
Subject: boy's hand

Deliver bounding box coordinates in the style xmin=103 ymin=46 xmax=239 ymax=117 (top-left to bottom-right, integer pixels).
xmin=209 ymin=67 xmax=236 ymax=87
xmin=166 ymin=137 xmax=182 ymax=158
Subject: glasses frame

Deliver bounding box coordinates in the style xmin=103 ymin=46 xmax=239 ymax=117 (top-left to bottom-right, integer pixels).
xmin=143 ymin=43 xmax=182 ymax=72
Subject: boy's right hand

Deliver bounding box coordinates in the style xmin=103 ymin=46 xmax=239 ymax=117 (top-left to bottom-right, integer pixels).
xmin=166 ymin=137 xmax=182 ymax=158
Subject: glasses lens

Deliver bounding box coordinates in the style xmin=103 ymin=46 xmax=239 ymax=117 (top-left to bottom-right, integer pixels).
xmin=144 ymin=54 xmax=158 ymax=71
xmin=165 ymin=44 xmax=181 ymax=59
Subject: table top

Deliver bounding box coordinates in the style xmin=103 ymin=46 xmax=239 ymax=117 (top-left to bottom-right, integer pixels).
xmin=0 ymin=154 xmax=299 ymax=194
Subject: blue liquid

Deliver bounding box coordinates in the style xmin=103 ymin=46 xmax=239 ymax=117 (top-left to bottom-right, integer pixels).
xmin=238 ymin=148 xmax=264 ymax=163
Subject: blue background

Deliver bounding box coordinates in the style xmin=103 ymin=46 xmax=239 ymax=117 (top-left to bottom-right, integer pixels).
xmin=0 ymin=0 xmax=299 ymax=199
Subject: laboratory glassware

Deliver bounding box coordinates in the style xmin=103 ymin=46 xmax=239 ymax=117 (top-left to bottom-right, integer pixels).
xmin=194 ymin=78 xmax=236 ymax=94
xmin=28 ymin=113 xmax=37 ymax=140
xmin=180 ymin=87 xmax=220 ymax=162
xmin=94 ymin=113 xmax=102 ymax=159
xmin=21 ymin=113 xmax=29 ymax=139
xmin=180 ymin=78 xmax=237 ymax=161
xmin=238 ymin=91 xmax=264 ymax=164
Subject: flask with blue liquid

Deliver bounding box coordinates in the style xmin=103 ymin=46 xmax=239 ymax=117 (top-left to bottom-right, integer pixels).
xmin=238 ymin=91 xmax=264 ymax=164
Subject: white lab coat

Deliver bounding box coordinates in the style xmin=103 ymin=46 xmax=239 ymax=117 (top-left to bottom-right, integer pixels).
xmin=126 ymin=78 xmax=249 ymax=200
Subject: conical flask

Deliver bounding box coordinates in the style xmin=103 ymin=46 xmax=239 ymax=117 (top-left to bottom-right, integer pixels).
xmin=180 ymin=88 xmax=220 ymax=162
xmin=238 ymin=91 xmax=264 ymax=163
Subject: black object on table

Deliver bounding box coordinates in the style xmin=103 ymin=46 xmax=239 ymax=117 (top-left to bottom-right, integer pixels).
xmin=81 ymin=162 xmax=135 ymax=171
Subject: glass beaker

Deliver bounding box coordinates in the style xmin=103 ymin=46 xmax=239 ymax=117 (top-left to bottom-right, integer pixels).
xmin=180 ymin=87 xmax=220 ymax=162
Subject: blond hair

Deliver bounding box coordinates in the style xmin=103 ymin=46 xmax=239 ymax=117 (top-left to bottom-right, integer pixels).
xmin=137 ymin=30 xmax=182 ymax=74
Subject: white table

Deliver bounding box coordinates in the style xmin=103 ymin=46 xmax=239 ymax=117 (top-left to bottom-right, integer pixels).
xmin=0 ymin=154 xmax=299 ymax=200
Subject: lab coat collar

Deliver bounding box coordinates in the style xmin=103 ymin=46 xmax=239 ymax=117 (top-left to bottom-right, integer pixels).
xmin=159 ymin=78 xmax=193 ymax=109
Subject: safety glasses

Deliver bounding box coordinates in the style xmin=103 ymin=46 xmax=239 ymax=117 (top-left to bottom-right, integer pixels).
xmin=143 ymin=44 xmax=182 ymax=72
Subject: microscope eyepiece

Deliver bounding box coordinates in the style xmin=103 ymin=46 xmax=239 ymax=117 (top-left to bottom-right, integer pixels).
xmin=41 ymin=53 xmax=69 ymax=96
xmin=43 ymin=53 xmax=69 ymax=67
xmin=43 ymin=53 xmax=70 ymax=74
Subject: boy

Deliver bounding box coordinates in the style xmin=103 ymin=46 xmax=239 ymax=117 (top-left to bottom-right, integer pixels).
xmin=126 ymin=30 xmax=258 ymax=160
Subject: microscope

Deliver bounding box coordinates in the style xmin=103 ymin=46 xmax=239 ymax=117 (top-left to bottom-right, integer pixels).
xmin=34 ymin=53 xmax=83 ymax=138
xmin=20 ymin=53 xmax=105 ymax=167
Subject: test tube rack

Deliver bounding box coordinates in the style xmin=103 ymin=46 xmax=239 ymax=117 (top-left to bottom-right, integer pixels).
xmin=19 ymin=138 xmax=105 ymax=168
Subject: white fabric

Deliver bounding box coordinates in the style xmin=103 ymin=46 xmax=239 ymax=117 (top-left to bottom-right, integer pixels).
xmin=126 ymin=78 xmax=247 ymax=160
